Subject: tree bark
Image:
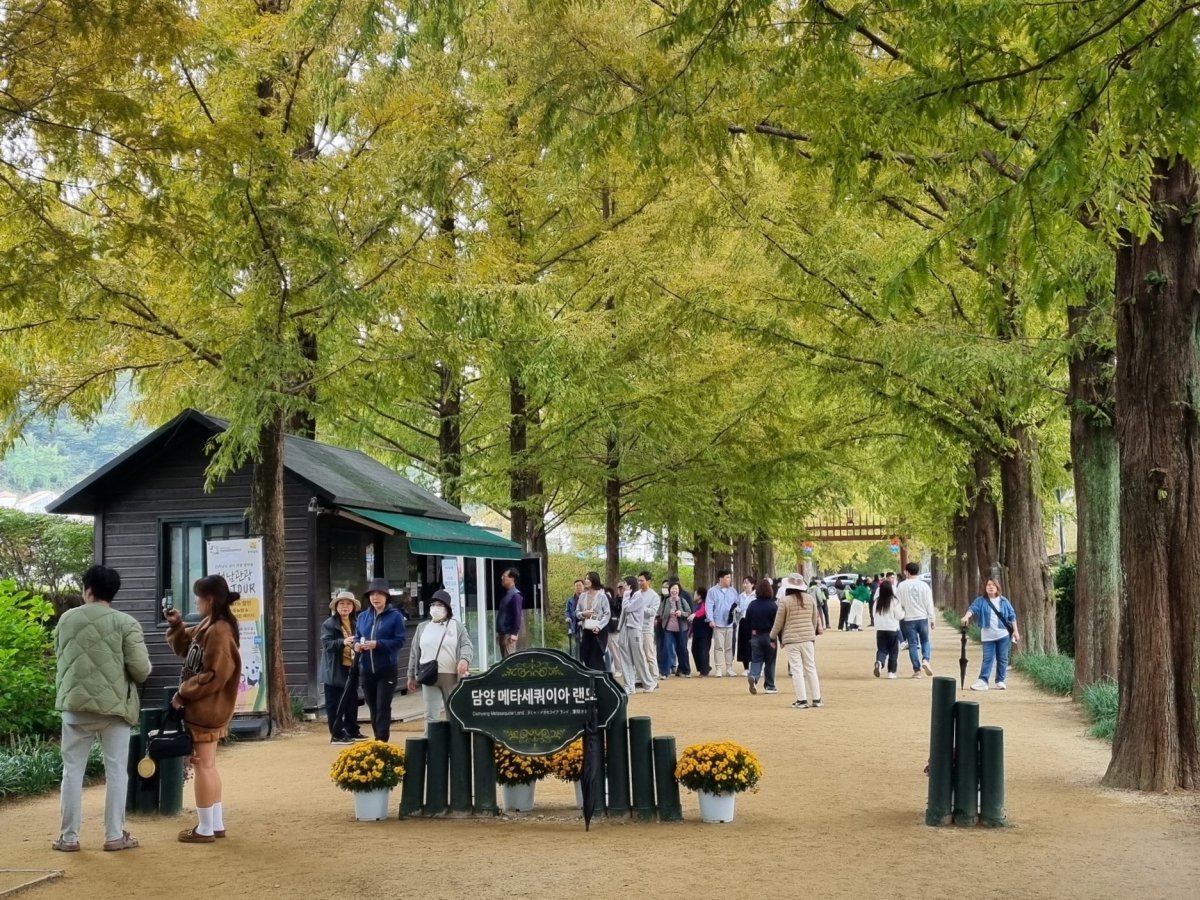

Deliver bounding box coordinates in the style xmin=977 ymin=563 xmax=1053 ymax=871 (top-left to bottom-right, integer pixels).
xmin=1103 ymin=156 xmax=1200 ymax=792
xmin=754 ymin=531 xmax=775 ymax=581
xmin=1067 ymin=300 xmax=1121 ymax=695
xmin=968 ymin=451 xmax=1000 ymax=593
xmin=693 ymin=539 xmax=712 ymax=592
xmin=250 ymin=410 xmax=293 ymax=730
xmin=667 ymin=532 xmax=679 ymax=576
xmin=998 ymin=425 xmax=1056 ymax=654
xmin=604 ymin=431 xmax=621 ymax=590
xmin=951 ymin=513 xmax=971 ymax=614
xmin=734 ymin=536 xmax=754 ymax=581
xmin=931 ymin=553 xmax=948 ymax=610
xmin=436 ymin=361 xmax=463 ymax=509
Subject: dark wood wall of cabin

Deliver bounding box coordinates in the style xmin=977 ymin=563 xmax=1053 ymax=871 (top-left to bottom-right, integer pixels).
xmin=97 ymin=421 xmax=321 ymax=705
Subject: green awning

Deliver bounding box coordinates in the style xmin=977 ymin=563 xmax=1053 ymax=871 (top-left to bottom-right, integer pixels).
xmin=345 ymin=507 xmax=523 ymax=560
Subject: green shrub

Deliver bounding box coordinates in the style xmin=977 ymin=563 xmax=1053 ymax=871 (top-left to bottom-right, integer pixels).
xmin=1012 ymin=652 xmax=1075 ymax=696
xmin=0 ymin=736 xmax=103 ymax=798
xmin=0 ymin=581 xmax=60 ymax=738
xmin=1081 ymin=679 xmax=1119 ymax=741
xmin=1053 ymin=561 xmax=1076 ymax=658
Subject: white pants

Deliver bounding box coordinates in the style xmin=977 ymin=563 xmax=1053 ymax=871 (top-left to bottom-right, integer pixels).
xmin=641 ymin=630 xmax=658 ymax=678
xmin=787 ymin=643 xmax=821 ymax=702
xmin=713 ymin=626 xmax=735 ymax=674
xmin=421 ymin=673 xmax=459 ymax=735
xmin=619 ymin=628 xmax=657 ymax=692
xmin=847 ymin=600 xmax=864 ymax=628
xmin=60 ymin=712 xmax=131 ymax=843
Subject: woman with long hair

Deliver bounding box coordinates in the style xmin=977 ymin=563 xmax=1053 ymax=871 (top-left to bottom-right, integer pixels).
xmin=872 ymin=580 xmax=903 ymax=678
xmin=745 ymin=579 xmax=780 ymax=695
xmin=164 ymin=574 xmax=242 ymax=844
xmin=576 ymin=571 xmax=611 ymax=671
xmin=686 ymin=585 xmax=707 ymax=677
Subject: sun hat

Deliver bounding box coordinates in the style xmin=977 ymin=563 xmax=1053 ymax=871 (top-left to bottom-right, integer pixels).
xmin=777 ymin=573 xmax=808 ymax=598
xmin=329 ymin=589 xmax=361 ymax=614
xmin=363 ymin=577 xmax=392 ymax=602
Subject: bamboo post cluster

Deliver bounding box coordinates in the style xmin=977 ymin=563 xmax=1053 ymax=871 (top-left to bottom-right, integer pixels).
xmin=926 ymin=676 xmax=1007 ymax=828
xmin=397 ymin=715 xmax=682 ymax=822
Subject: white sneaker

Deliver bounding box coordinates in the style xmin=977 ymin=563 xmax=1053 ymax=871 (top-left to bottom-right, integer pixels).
xmin=911 ymin=672 xmax=924 ymax=679
xmin=921 ymin=661 xmax=934 ymax=676
xmin=995 ymin=682 xmax=1006 ymax=690
xmin=714 ymin=672 xmax=723 ymax=678
xmin=971 ymin=680 xmax=989 ymax=691
xmin=887 ymin=673 xmax=898 ymax=679
xmin=900 ymin=641 xmax=909 ymax=651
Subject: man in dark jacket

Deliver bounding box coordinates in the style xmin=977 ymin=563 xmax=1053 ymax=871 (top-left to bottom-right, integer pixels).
xmin=497 ymin=568 xmax=524 ymax=659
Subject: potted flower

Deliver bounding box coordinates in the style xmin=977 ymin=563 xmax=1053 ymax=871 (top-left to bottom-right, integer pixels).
xmin=494 ymin=745 xmax=551 ymax=812
xmin=330 ymin=740 xmax=406 ymax=821
xmin=548 ymin=740 xmax=585 ymax=807
xmin=674 ymin=741 xmax=763 ymax=823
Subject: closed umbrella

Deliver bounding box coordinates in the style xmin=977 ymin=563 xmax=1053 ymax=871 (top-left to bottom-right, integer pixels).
xmin=581 ymin=698 xmax=603 ymax=831
xmin=959 ymin=627 xmax=969 ymax=691
xmin=334 ymin=646 xmax=362 ymax=733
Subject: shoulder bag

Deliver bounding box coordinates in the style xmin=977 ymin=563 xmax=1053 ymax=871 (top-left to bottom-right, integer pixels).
xmin=148 ymin=706 xmax=194 ymax=761
xmin=416 ymin=623 xmax=451 ymax=686
xmin=983 ymin=597 xmax=1016 ymax=638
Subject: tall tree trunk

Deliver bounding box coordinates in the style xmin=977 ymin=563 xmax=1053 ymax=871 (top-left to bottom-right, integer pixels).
xmin=1067 ymin=300 xmax=1121 ymax=695
xmin=250 ymin=410 xmax=292 ymax=729
xmin=754 ymin=531 xmax=775 ymax=581
xmin=734 ymin=536 xmax=754 ymax=581
xmin=931 ymin=553 xmax=948 ymax=609
xmin=509 ymin=375 xmax=538 ymax=552
xmin=1104 ymin=156 xmax=1200 ymax=792
xmin=951 ymin=513 xmax=972 ymax=614
xmin=693 ymin=539 xmax=712 ymax=592
xmin=968 ymin=451 xmax=1000 ymax=592
xmin=604 ymin=432 xmax=621 ymax=590
xmin=436 ymin=361 xmax=463 ymax=508
xmin=667 ymin=532 xmax=680 ymax=575
xmin=998 ymin=425 xmax=1056 ymax=654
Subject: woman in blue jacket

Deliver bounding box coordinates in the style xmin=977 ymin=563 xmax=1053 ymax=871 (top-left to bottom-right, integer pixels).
xmin=353 ymin=578 xmax=407 ymax=742
xmin=960 ymin=578 xmax=1021 ymax=691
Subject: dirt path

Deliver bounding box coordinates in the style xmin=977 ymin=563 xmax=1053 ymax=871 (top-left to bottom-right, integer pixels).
xmin=3 ymin=623 xmax=1198 ymax=899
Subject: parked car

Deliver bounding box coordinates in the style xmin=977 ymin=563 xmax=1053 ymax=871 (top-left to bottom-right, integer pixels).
xmin=822 ymin=572 xmax=861 ymax=587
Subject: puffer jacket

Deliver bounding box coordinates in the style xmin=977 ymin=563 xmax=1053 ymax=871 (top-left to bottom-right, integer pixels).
xmin=771 ymin=593 xmax=823 ymax=645
xmin=55 ymin=603 xmax=152 ymax=726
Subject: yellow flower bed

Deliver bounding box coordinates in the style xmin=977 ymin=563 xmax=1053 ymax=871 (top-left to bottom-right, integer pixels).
xmin=494 ymin=744 xmax=551 ymax=786
xmin=547 ymin=740 xmax=584 ymax=783
xmin=674 ymin=741 xmax=763 ymax=795
xmin=330 ymin=740 xmax=406 ymax=793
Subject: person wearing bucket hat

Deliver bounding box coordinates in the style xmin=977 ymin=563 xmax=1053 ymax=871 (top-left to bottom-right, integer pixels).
xmin=406 ymin=590 xmax=474 ymax=734
xmin=353 ymin=577 xmax=406 ymax=742
xmin=320 ymin=590 xmax=364 ymax=744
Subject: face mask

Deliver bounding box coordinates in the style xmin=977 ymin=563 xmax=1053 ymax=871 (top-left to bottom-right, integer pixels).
xmin=430 ymin=605 xmax=448 ymax=622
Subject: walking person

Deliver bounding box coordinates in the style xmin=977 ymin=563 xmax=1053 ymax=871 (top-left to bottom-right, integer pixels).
xmin=809 ymin=578 xmax=830 ymax=629
xmin=961 ymin=579 xmax=1020 ymax=691
xmin=834 ymin=578 xmax=852 ymax=631
xmin=406 ymin=590 xmax=474 ymax=732
xmin=619 ymin=574 xmax=659 ymax=694
xmin=735 ymin=577 xmax=754 ymax=675
xmin=354 ymin=577 xmax=406 ymax=742
xmin=871 ymin=580 xmax=903 ymax=679
xmin=53 ymin=565 xmax=151 ymax=853
xmin=706 ymin=570 xmax=739 ymax=676
xmin=497 ymin=568 xmax=524 ymax=659
xmin=896 ymin=562 xmax=936 ymax=677
xmin=849 ymin=577 xmax=871 ymax=631
xmin=605 ymin=579 xmax=627 ymax=673
xmin=686 ymin=586 xmax=708 ymax=676
xmin=577 ymin=571 xmax=611 ymax=671
xmin=165 ymin=574 xmax=242 ymax=844
xmin=565 ymin=579 xmax=583 ymax=658
xmin=656 ymin=580 xmax=670 ymax=672
xmin=658 ymin=582 xmax=693 ymax=677
xmin=771 ymin=574 xmax=823 ymax=708
xmin=745 ymin=579 xmax=779 ymax=694
xmin=640 ymin=577 xmax=661 ymax=683
xmin=321 ymin=590 xmax=365 ymax=744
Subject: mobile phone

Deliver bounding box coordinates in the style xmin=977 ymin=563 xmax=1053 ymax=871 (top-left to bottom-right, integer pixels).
xmin=161 ymin=591 xmax=174 ymax=614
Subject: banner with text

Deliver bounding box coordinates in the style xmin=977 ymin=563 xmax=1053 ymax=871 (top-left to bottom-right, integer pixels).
xmin=206 ymin=538 xmax=268 ymax=715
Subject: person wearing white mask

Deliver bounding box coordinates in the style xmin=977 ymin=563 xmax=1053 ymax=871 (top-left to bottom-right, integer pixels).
xmin=406 ymin=590 xmax=474 ymax=734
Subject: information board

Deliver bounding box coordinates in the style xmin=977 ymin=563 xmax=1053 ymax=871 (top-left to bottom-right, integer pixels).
xmin=206 ymin=538 xmax=268 ymax=715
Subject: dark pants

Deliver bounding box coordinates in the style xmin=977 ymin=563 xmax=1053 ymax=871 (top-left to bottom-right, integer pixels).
xmin=360 ymin=666 xmax=397 ymax=743
xmin=581 ymin=628 xmax=609 ymax=671
xmin=875 ymin=631 xmax=900 ymax=674
xmin=660 ymin=627 xmax=692 ymax=676
xmin=838 ymin=601 xmax=851 ymax=630
xmin=324 ymin=682 xmax=359 ymax=739
xmin=819 ymin=600 xmax=830 ymax=628
xmin=749 ymin=633 xmax=777 ymax=690
xmin=691 ymin=622 xmax=711 ymax=676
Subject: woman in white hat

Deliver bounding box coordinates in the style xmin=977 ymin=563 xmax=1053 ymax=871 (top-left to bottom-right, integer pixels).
xmin=406 ymin=590 xmax=474 ymax=734
xmin=320 ymin=590 xmax=365 ymax=744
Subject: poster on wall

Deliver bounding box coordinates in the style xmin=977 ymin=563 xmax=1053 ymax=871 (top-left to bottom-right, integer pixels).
xmin=206 ymin=538 xmax=268 ymax=716
xmin=441 ymin=557 xmax=464 ymax=620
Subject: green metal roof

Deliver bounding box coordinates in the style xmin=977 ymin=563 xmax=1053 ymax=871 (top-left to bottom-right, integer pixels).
xmin=346 ymin=507 xmax=523 ymax=560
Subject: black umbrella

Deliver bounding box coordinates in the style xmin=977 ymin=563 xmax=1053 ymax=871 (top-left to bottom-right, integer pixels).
xmin=334 ymin=647 xmax=362 ymax=734
xmin=959 ymin=626 xmax=969 ymax=691
xmin=581 ymin=694 xmax=603 ymax=831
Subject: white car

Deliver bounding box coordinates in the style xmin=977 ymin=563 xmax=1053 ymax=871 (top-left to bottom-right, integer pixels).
xmin=822 ymin=572 xmax=862 ymax=587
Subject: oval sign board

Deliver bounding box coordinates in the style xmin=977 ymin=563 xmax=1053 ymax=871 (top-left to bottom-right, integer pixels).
xmin=447 ymin=649 xmax=627 ymax=756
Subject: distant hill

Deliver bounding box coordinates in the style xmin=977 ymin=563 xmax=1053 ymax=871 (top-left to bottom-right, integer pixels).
xmin=0 ymin=392 xmax=144 ymax=495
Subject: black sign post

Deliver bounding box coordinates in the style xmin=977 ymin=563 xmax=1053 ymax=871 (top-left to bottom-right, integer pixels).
xmin=447 ymin=649 xmax=627 ymax=755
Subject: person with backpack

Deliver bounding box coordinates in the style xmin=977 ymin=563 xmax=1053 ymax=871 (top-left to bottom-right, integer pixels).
xmin=961 ymin=578 xmax=1021 ymax=691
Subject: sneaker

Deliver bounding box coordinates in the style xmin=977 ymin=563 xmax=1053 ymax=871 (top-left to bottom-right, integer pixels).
xmin=747 ymin=675 xmax=757 ymax=695
xmin=644 ymin=684 xmax=659 ymax=692
xmin=995 ymin=682 xmax=1007 ymax=690
xmin=791 ymin=700 xmax=808 ymax=709
xmin=971 ymin=680 xmax=989 ymax=691
xmin=911 ymin=671 xmax=924 ymax=679
xmin=812 ymin=699 xmax=823 ymax=708
xmin=714 ymin=672 xmax=724 ymax=678
xmin=887 ymin=673 xmax=898 ymax=679
xmin=900 ymin=641 xmax=909 ymax=651
xmin=330 ymin=735 xmax=356 ymax=745
xmin=349 ymin=732 xmax=368 ymax=741
xmin=683 ymin=673 xmax=693 ymax=678
xmin=873 ymin=661 xmax=881 ymax=678
xmin=921 ymin=661 xmax=934 ymax=676
xmin=764 ymin=687 xmax=779 ymax=694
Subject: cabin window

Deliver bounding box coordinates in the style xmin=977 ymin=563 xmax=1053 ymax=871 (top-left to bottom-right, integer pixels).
xmin=160 ymin=519 xmax=247 ymax=618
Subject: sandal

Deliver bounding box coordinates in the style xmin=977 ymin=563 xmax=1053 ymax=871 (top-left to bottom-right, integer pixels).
xmin=52 ymin=838 xmax=80 ymax=853
xmin=103 ymin=831 xmax=139 ymax=852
